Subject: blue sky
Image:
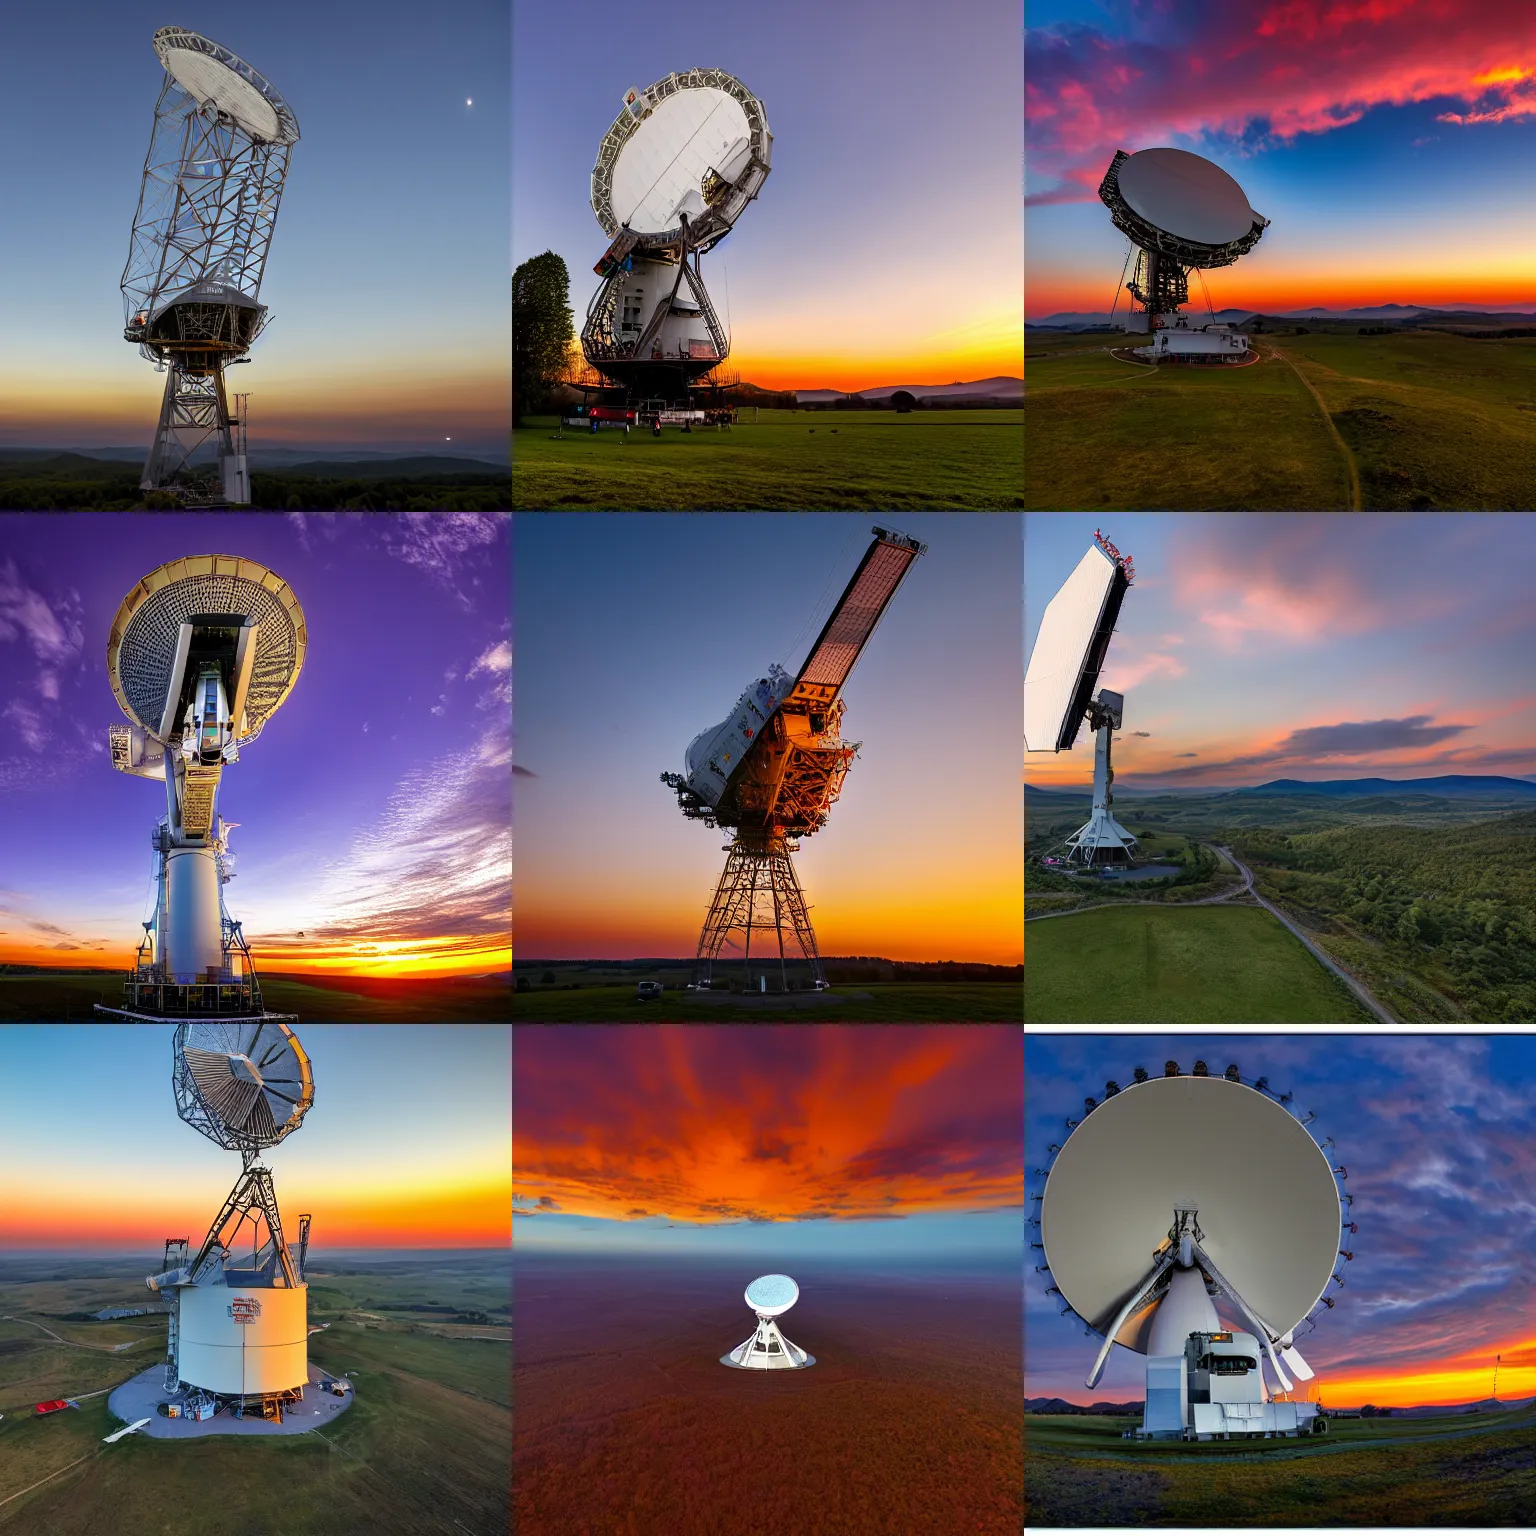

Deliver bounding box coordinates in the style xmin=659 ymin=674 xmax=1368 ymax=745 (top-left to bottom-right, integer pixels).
xmin=1026 ymin=1032 xmax=1536 ymax=1407
xmin=0 ymin=0 xmax=509 ymax=453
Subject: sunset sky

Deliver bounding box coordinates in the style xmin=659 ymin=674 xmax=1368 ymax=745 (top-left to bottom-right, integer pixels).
xmin=0 ymin=0 xmax=508 ymax=456
xmin=1026 ymin=1033 xmax=1536 ymax=1410
xmin=1025 ymin=512 xmax=1536 ymax=790
xmin=0 ymin=1025 xmax=510 ymax=1251
xmin=513 ymin=1024 xmax=1023 ymax=1266
xmin=514 ymin=514 xmax=1022 ymax=965
xmin=513 ymin=0 xmax=1022 ymax=391
xmin=1027 ymin=0 xmax=1536 ymax=318
xmin=0 ymin=513 xmax=510 ymax=978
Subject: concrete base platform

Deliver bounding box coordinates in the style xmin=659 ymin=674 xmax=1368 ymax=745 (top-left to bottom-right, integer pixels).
xmin=108 ymin=1363 xmax=354 ymax=1438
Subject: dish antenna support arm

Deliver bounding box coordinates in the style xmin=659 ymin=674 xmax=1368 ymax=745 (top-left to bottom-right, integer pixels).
xmin=1085 ymin=1242 xmax=1178 ymax=1388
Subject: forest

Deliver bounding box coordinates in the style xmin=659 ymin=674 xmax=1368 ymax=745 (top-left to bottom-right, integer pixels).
xmin=1227 ymin=810 xmax=1536 ymax=1022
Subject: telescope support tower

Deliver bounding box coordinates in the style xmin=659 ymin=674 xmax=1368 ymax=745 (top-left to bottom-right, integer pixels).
xmin=143 ymin=364 xmax=250 ymax=507
xmin=1062 ymin=690 xmax=1140 ymax=867
xmin=694 ymin=834 xmax=826 ymax=992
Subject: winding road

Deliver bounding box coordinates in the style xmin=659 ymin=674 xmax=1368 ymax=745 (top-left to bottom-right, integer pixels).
xmin=1024 ymin=846 xmax=1396 ymax=1023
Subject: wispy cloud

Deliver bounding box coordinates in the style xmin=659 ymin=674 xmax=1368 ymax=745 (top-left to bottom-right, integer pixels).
xmin=376 ymin=513 xmax=507 ymax=611
xmin=251 ymin=722 xmax=510 ymax=969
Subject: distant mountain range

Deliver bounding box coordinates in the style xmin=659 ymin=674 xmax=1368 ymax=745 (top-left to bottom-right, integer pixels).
xmin=1028 ymin=304 xmax=1536 ymax=331
xmin=790 ymin=376 xmax=1022 ymax=402
xmin=1027 ymin=775 xmax=1536 ymax=800
xmin=1238 ymin=776 xmax=1536 ymax=800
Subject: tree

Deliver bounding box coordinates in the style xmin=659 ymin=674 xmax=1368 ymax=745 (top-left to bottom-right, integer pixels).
xmin=540 ymin=969 xmax=556 ymax=985
xmin=890 ymin=389 xmax=918 ymax=414
xmin=513 ymin=252 xmax=575 ymax=426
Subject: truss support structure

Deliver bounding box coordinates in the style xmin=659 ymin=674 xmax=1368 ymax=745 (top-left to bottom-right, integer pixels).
xmin=694 ymin=834 xmax=826 ymax=992
xmin=143 ymin=363 xmax=250 ymax=506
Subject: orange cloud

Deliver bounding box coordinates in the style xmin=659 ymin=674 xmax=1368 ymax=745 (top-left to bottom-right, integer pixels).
xmin=512 ymin=1025 xmax=1023 ymax=1225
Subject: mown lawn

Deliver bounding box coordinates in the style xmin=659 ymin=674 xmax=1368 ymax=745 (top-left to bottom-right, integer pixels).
xmin=1025 ymin=904 xmax=1371 ymax=1023
xmin=513 ymin=409 xmax=1023 ymax=509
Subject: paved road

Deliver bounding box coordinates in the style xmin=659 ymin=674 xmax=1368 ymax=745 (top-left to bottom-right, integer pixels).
xmin=1216 ymin=847 xmax=1395 ymax=1023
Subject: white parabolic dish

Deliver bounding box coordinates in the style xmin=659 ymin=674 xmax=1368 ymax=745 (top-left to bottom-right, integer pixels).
xmin=1040 ymin=1077 xmax=1341 ymax=1350
xmin=1024 ymin=543 xmax=1117 ymax=753
xmin=1117 ymin=148 xmax=1257 ymax=247
xmin=611 ymin=87 xmax=754 ymax=235
xmin=153 ymin=28 xmax=299 ymax=146
xmin=744 ymin=1273 xmax=799 ymax=1316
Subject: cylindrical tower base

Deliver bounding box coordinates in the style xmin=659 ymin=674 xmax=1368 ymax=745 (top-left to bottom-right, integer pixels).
xmin=165 ymin=846 xmax=224 ymax=981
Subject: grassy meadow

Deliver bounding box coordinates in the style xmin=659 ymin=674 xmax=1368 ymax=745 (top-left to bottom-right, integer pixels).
xmin=512 ymin=408 xmax=1023 ymax=509
xmin=1026 ymin=1408 xmax=1536 ymax=1526
xmin=1024 ymin=904 xmax=1372 ymax=1023
xmin=0 ymin=1257 xmax=508 ymax=1534
xmin=513 ymin=981 xmax=1021 ymax=1023
xmin=1025 ymin=327 xmax=1536 ymax=510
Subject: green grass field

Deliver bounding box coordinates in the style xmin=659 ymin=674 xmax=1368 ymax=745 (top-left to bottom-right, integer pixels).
xmin=1026 ymin=1409 xmax=1536 ymax=1525
xmin=1025 ymin=904 xmax=1372 ymax=1023
xmin=0 ymin=972 xmax=509 ymax=1023
xmin=512 ymin=408 xmax=1023 ymax=509
xmin=0 ymin=1262 xmax=508 ymax=1534
xmin=1025 ymin=328 xmax=1536 ymax=510
xmin=513 ymin=982 xmax=1021 ymax=1022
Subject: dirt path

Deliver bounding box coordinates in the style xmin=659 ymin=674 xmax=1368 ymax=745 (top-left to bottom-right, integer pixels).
xmin=1263 ymin=341 xmax=1361 ymax=510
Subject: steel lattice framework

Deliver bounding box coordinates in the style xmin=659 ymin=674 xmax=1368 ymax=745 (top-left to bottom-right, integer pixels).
xmin=694 ymin=834 xmax=825 ymax=990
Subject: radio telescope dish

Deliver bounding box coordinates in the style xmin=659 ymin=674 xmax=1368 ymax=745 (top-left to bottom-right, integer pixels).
xmin=581 ymin=69 xmax=771 ymax=409
xmin=97 ymin=556 xmax=305 ymax=1027
xmin=146 ymin=1021 xmax=315 ymax=1413
xmin=153 ymin=28 xmax=299 ymax=146
xmin=1040 ymin=1074 xmax=1340 ymax=1362
xmin=173 ymin=1021 xmax=315 ymax=1154
xmin=662 ymin=526 xmax=925 ymax=990
xmin=1115 ymin=148 xmax=1260 ymax=250
xmin=1098 ymin=147 xmax=1268 ymax=361
xmin=1024 ymin=534 xmax=1138 ymax=867
xmin=122 ymin=28 xmax=300 ymax=506
xmin=744 ymin=1273 xmax=799 ymax=1316
xmin=593 ymin=70 xmax=771 ymax=248
xmin=722 ymin=1274 xmax=815 ymax=1369
xmin=107 ymin=555 xmax=306 ymax=746
xmin=1024 ymin=542 xmax=1128 ymax=755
